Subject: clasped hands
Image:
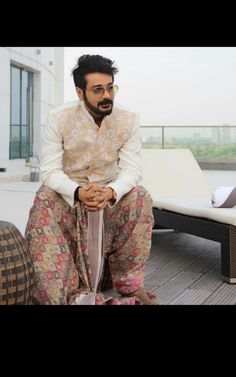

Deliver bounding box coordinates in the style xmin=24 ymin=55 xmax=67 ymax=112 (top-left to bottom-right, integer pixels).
xmin=79 ymin=184 xmax=115 ymax=212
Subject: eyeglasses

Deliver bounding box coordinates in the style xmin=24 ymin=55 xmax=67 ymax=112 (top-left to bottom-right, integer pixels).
xmin=88 ymin=84 xmax=119 ymax=98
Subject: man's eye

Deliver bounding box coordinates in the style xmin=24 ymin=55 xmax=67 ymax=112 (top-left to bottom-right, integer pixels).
xmin=93 ymin=88 xmax=103 ymax=94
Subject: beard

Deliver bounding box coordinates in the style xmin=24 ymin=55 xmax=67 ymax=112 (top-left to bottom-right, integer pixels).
xmin=84 ymin=94 xmax=113 ymax=116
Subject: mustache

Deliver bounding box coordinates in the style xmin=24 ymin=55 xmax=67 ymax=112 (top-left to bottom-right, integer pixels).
xmin=98 ymin=99 xmax=113 ymax=106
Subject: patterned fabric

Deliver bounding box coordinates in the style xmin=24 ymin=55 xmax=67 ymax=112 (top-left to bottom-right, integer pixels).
xmin=54 ymin=101 xmax=137 ymax=184
xmin=40 ymin=100 xmax=142 ymax=207
xmin=25 ymin=185 xmax=154 ymax=305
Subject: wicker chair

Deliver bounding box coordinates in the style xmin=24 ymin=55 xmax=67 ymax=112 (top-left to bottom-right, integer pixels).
xmin=0 ymin=221 xmax=35 ymax=304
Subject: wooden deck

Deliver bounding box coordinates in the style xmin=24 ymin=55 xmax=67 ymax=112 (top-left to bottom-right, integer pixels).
xmin=144 ymin=229 xmax=236 ymax=305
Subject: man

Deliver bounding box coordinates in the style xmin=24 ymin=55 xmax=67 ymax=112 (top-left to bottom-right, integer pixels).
xmin=25 ymin=54 xmax=159 ymax=305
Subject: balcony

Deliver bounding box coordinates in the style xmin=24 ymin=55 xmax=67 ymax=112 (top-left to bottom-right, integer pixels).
xmin=1 ymin=125 xmax=236 ymax=304
xmin=140 ymin=125 xmax=236 ymax=170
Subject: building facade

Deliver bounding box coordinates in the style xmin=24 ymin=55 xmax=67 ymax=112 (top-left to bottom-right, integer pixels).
xmin=0 ymin=47 xmax=64 ymax=168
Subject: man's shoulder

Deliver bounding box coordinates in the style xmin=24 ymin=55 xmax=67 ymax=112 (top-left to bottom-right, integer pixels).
xmin=114 ymin=105 xmax=137 ymax=118
xmin=50 ymin=100 xmax=80 ymax=118
xmin=113 ymin=105 xmax=139 ymax=126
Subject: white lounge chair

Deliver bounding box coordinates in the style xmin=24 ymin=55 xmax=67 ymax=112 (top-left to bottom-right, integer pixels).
xmin=141 ymin=148 xmax=236 ymax=283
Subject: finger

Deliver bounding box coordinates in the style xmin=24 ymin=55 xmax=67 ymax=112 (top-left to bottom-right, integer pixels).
xmin=85 ymin=207 xmax=99 ymax=212
xmin=86 ymin=199 xmax=106 ymax=210
xmin=95 ymin=188 xmax=106 ymax=194
xmin=93 ymin=195 xmax=105 ymax=203
xmin=90 ymin=190 xmax=104 ymax=198
xmin=85 ymin=184 xmax=100 ymax=192
xmin=85 ymin=185 xmax=95 ymax=191
xmin=87 ymin=192 xmax=105 ymax=202
xmin=97 ymin=188 xmax=107 ymax=193
xmin=84 ymin=200 xmax=98 ymax=207
xmin=85 ymin=203 xmax=99 ymax=210
xmin=97 ymin=201 xmax=107 ymax=209
xmin=86 ymin=204 xmax=103 ymax=212
xmin=87 ymin=195 xmax=100 ymax=203
xmin=87 ymin=184 xmax=102 ymax=190
xmin=86 ymin=194 xmax=95 ymax=201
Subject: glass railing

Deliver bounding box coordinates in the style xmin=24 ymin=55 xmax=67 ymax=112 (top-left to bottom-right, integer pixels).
xmin=140 ymin=125 xmax=236 ymax=169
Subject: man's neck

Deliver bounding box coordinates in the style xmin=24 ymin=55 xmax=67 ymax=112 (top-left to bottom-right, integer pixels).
xmin=85 ymin=105 xmax=104 ymax=127
xmin=93 ymin=114 xmax=103 ymax=127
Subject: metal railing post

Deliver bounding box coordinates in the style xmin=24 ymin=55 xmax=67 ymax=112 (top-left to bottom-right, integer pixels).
xmin=162 ymin=126 xmax=165 ymax=149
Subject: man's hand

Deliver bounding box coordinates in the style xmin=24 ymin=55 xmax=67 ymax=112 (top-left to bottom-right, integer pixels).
xmin=79 ymin=184 xmax=114 ymax=212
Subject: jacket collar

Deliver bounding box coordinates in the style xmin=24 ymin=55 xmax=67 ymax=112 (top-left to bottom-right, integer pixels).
xmin=80 ymin=100 xmax=115 ymax=126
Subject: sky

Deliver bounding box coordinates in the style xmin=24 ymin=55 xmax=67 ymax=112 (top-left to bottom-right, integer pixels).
xmin=64 ymin=47 xmax=236 ymax=126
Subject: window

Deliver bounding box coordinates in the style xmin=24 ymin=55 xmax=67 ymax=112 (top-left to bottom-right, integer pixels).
xmin=10 ymin=65 xmax=33 ymax=159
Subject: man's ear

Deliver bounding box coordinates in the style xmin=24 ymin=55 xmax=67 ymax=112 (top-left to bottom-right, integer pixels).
xmin=76 ymin=87 xmax=84 ymax=101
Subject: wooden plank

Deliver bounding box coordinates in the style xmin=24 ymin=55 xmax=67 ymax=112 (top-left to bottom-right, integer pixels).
xmin=153 ymin=271 xmax=203 ymax=304
xmin=184 ymin=247 xmax=220 ymax=274
xmin=170 ymin=288 xmax=215 ymax=305
xmin=189 ymin=262 xmax=223 ymax=292
xmin=144 ymin=254 xmax=199 ymax=288
xmin=203 ymin=283 xmax=236 ymax=305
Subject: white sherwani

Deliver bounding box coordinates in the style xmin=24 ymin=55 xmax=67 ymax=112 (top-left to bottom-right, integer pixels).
xmin=40 ymin=100 xmax=142 ymax=207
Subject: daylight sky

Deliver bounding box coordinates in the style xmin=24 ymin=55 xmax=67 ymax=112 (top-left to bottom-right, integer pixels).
xmin=64 ymin=47 xmax=236 ymax=126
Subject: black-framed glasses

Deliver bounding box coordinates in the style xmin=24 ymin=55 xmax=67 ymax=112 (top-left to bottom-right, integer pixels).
xmin=88 ymin=84 xmax=119 ymax=98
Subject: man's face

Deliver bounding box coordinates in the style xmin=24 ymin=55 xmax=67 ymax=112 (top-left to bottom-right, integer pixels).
xmin=76 ymin=73 xmax=117 ymax=117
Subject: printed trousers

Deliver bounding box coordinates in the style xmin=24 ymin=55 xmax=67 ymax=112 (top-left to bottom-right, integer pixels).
xmin=25 ymin=185 xmax=154 ymax=304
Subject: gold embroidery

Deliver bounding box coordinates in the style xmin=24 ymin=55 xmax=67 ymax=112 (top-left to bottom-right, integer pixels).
xmin=53 ymin=102 xmax=137 ymax=185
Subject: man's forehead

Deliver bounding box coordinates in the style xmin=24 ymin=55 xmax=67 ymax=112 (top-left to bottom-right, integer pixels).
xmin=85 ymin=72 xmax=113 ymax=86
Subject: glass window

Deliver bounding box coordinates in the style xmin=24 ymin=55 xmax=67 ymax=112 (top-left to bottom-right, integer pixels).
xmin=21 ymin=126 xmax=30 ymax=157
xmin=11 ymin=125 xmax=20 ymax=140
xmin=21 ymin=70 xmax=28 ymax=126
xmin=11 ymin=66 xmax=21 ymax=125
xmin=10 ymin=65 xmax=33 ymax=159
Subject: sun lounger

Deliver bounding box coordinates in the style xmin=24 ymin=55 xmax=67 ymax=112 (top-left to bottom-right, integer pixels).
xmin=141 ymin=148 xmax=236 ymax=283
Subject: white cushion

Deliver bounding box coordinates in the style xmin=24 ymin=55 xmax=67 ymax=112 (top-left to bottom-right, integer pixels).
xmin=212 ymin=186 xmax=236 ymax=208
xmin=141 ymin=149 xmax=212 ymax=198
xmin=155 ymin=196 xmax=236 ymax=227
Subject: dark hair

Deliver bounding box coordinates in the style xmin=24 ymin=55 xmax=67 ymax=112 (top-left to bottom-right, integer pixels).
xmin=72 ymin=54 xmax=118 ymax=90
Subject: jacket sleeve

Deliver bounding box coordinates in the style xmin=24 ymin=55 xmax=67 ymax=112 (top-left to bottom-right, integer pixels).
xmin=40 ymin=111 xmax=79 ymax=207
xmin=106 ymin=114 xmax=142 ymax=207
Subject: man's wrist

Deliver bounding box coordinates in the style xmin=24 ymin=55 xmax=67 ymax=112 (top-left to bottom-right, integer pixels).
xmin=74 ymin=186 xmax=81 ymax=202
xmin=108 ymin=187 xmax=117 ymax=201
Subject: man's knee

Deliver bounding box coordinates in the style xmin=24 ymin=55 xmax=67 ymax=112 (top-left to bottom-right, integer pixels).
xmin=129 ymin=186 xmax=153 ymax=206
xmin=31 ymin=185 xmax=63 ymax=213
xmin=36 ymin=185 xmax=60 ymax=202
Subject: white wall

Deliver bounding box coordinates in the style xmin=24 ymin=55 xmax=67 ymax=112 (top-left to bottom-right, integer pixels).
xmin=54 ymin=48 xmax=64 ymax=107
xmin=0 ymin=47 xmax=64 ymax=164
xmin=0 ymin=48 xmax=11 ymax=163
